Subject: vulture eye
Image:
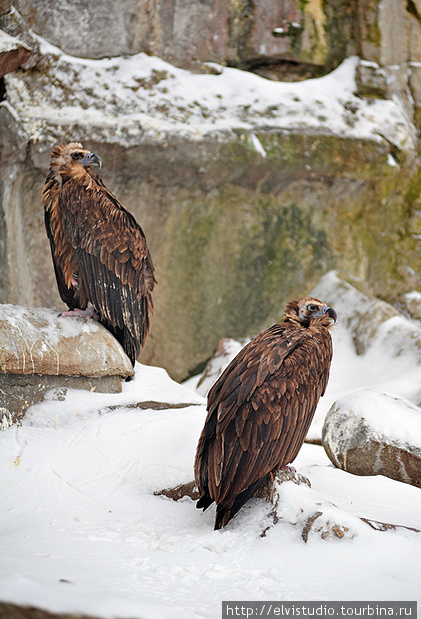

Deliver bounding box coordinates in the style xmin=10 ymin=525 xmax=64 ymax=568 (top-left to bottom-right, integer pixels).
xmin=307 ymin=304 xmax=318 ymax=313
xmin=71 ymin=152 xmax=83 ymax=160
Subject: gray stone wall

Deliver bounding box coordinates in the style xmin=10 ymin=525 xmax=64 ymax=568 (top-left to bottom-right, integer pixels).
xmin=2 ymin=0 xmax=421 ymax=380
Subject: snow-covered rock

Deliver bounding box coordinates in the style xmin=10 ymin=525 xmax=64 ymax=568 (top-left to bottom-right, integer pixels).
xmin=309 ymin=271 xmax=421 ymax=439
xmin=3 ymin=34 xmax=416 ymax=149
xmin=0 ymin=303 xmax=133 ymax=424
xmin=311 ymin=271 xmax=401 ymax=355
xmin=402 ymin=290 xmax=421 ymax=321
xmin=0 ymin=29 xmax=31 ymax=77
xmin=322 ymin=390 xmax=421 ymax=488
xmin=0 ymin=303 xmax=133 ymax=377
xmin=184 ymin=337 xmax=245 ymax=397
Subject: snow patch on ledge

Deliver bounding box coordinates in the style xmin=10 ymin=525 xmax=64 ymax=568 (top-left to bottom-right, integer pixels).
xmin=3 ymin=35 xmax=417 ymax=150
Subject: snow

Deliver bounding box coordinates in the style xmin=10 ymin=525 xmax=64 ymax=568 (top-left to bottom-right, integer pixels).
xmin=1 ymin=321 xmax=421 ymax=617
xmin=0 ymin=30 xmax=30 ymax=54
xmin=326 ymin=390 xmax=421 ymax=450
xmin=184 ymin=337 xmax=246 ymax=398
xmin=3 ymin=35 xmax=416 ymax=150
xmin=1 ymin=304 xmax=101 ymax=347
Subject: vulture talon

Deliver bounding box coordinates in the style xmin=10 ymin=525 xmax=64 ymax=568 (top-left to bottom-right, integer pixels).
xmin=61 ymin=304 xmax=95 ymax=319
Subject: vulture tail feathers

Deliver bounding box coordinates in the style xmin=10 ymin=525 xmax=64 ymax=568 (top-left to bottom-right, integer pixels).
xmin=196 ymin=493 xmax=214 ymax=512
xmin=214 ymin=475 xmax=268 ymax=530
xmin=99 ymin=318 xmax=140 ymax=366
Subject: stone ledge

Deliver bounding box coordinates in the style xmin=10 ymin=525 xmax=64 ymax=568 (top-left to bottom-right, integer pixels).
xmin=0 ymin=304 xmax=133 ymax=377
xmin=0 ymin=304 xmax=134 ymax=424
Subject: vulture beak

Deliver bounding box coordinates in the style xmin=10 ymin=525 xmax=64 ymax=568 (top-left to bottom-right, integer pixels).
xmin=313 ymin=305 xmax=337 ymax=323
xmin=327 ymin=307 xmax=337 ymax=323
xmin=324 ymin=306 xmax=337 ymax=323
xmin=81 ymin=152 xmax=102 ymax=169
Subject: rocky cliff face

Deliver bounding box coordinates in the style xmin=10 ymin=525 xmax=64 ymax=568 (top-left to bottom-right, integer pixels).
xmin=1 ymin=0 xmax=421 ymax=380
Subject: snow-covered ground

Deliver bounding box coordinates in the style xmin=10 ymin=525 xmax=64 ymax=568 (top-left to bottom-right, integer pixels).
xmin=1 ymin=282 xmax=421 ymax=617
xmin=3 ymin=35 xmax=416 ymax=151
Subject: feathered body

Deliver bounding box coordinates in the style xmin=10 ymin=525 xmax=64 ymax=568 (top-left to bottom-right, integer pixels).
xmin=43 ymin=142 xmax=155 ymax=365
xmin=194 ymin=296 xmax=336 ymax=529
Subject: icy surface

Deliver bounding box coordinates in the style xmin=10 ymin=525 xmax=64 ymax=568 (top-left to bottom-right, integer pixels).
xmin=4 ymin=36 xmax=416 ymax=149
xmin=1 ymin=358 xmax=421 ymax=618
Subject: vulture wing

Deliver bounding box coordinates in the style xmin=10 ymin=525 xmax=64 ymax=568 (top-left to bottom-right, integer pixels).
xmin=45 ymin=205 xmax=77 ymax=309
xmin=195 ymin=322 xmax=332 ymax=528
xmin=59 ymin=177 xmax=155 ymax=364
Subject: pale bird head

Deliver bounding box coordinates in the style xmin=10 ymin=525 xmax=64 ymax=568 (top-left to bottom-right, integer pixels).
xmin=285 ymin=296 xmax=337 ymax=327
xmin=49 ymin=142 xmax=102 ymax=182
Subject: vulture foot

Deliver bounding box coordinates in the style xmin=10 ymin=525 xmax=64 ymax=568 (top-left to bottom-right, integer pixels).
xmin=61 ymin=303 xmax=97 ymax=319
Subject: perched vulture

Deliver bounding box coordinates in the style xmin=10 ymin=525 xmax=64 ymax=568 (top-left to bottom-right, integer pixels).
xmin=195 ymin=296 xmax=337 ymax=529
xmin=43 ymin=142 xmax=155 ymax=365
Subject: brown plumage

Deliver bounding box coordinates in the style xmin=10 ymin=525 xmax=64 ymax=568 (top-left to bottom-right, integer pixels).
xmin=194 ymin=296 xmax=336 ymax=529
xmin=43 ymin=142 xmax=155 ymax=365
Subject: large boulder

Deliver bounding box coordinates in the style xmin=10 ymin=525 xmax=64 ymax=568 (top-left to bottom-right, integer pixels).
xmin=311 ymin=271 xmax=413 ymax=356
xmin=322 ymin=390 xmax=421 ymax=488
xmin=0 ymin=304 xmax=133 ymax=425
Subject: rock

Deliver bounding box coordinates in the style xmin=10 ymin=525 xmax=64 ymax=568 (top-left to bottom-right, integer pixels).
xmin=355 ymin=60 xmax=389 ymax=99
xmin=263 ymin=468 xmax=420 ymax=540
xmin=6 ymin=0 xmax=348 ymax=79
xmin=0 ymin=29 xmax=31 ymax=77
xmin=3 ymin=6 xmax=421 ymax=381
xmin=401 ymin=290 xmax=421 ymax=320
xmin=0 ymin=601 xmax=98 ymax=619
xmin=355 ymin=1 xmax=417 ymax=124
xmin=0 ymin=304 xmax=133 ymax=377
xmin=322 ymin=390 xmax=421 ymax=488
xmin=155 ymin=481 xmax=200 ymax=502
xmin=0 ymin=303 xmax=133 ymax=424
xmin=358 ymin=0 xmax=407 ymax=68
xmin=311 ymin=271 xmax=413 ymax=356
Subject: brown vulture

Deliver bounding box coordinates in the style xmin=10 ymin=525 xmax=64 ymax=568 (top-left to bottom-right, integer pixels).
xmin=194 ymin=296 xmax=336 ymax=530
xmin=43 ymin=142 xmax=155 ymax=366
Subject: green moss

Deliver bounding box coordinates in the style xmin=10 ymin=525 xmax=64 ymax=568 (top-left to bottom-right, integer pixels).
xmin=360 ymin=0 xmax=382 ymax=47
xmin=157 ymin=180 xmax=332 ymax=378
xmin=141 ymin=130 xmax=421 ymax=378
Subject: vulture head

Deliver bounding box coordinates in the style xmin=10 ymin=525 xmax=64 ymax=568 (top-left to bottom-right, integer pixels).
xmin=285 ymin=295 xmax=337 ymax=328
xmin=49 ymin=142 xmax=102 ymax=184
